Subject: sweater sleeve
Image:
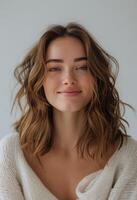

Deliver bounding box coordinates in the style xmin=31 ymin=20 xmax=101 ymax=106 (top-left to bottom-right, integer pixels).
xmin=0 ymin=134 xmax=24 ymax=200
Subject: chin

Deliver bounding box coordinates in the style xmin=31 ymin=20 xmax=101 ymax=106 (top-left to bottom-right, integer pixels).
xmin=54 ymin=105 xmax=84 ymax=113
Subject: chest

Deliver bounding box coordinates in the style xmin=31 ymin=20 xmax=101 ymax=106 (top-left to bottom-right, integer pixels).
xmin=24 ymin=151 xmax=105 ymax=200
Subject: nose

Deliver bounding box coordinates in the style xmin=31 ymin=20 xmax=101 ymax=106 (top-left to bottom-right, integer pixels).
xmin=62 ymin=71 xmax=77 ymax=85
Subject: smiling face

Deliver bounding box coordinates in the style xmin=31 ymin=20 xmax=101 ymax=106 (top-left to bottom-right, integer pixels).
xmin=43 ymin=36 xmax=95 ymax=112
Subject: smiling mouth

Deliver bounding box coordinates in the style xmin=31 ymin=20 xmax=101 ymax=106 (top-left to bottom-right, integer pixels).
xmin=58 ymin=91 xmax=81 ymax=93
xmin=57 ymin=91 xmax=82 ymax=96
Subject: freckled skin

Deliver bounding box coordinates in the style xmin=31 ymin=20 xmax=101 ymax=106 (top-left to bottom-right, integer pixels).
xmin=43 ymin=36 xmax=95 ymax=112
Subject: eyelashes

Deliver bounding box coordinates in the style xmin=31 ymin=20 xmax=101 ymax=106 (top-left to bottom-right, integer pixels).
xmin=47 ymin=67 xmax=61 ymax=72
xmin=47 ymin=65 xmax=88 ymax=72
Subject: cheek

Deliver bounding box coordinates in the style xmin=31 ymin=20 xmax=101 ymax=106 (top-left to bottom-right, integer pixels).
xmin=43 ymin=78 xmax=50 ymax=96
xmin=81 ymin=76 xmax=95 ymax=92
xmin=43 ymin=77 xmax=58 ymax=96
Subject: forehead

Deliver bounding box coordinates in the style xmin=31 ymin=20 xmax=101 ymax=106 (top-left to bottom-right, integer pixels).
xmin=46 ymin=36 xmax=86 ymax=62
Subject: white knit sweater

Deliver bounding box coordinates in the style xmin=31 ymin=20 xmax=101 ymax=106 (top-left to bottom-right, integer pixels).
xmin=0 ymin=132 xmax=137 ymax=200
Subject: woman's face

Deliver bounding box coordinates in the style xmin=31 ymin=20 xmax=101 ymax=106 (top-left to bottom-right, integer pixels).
xmin=43 ymin=36 xmax=95 ymax=112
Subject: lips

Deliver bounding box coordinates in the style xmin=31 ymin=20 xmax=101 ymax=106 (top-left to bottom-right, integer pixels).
xmin=57 ymin=91 xmax=81 ymax=93
xmin=57 ymin=90 xmax=82 ymax=97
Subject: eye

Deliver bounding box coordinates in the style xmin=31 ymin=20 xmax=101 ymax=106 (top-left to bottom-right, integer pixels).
xmin=76 ymin=65 xmax=88 ymax=70
xmin=47 ymin=67 xmax=61 ymax=72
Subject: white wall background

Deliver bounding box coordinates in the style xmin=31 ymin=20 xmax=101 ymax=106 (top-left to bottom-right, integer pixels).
xmin=0 ymin=0 xmax=137 ymax=139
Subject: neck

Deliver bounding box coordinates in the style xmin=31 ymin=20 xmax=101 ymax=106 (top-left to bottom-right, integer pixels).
xmin=52 ymin=108 xmax=86 ymax=155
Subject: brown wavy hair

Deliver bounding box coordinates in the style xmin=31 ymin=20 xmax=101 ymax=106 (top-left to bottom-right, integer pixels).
xmin=12 ymin=22 xmax=134 ymax=161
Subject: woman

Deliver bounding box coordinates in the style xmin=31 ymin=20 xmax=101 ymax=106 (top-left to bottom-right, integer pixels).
xmin=0 ymin=22 xmax=137 ymax=200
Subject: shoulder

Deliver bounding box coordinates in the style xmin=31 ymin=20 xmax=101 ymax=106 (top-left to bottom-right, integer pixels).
xmin=0 ymin=132 xmax=19 ymax=167
xmin=0 ymin=131 xmax=19 ymax=151
xmin=0 ymin=133 xmax=25 ymax=200
xmin=124 ymin=136 xmax=137 ymax=155
xmin=117 ymin=135 xmax=137 ymax=166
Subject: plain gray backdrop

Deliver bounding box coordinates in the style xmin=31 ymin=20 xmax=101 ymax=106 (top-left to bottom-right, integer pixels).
xmin=0 ymin=0 xmax=137 ymax=139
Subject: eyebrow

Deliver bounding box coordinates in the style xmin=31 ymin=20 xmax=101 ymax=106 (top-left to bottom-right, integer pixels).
xmin=45 ymin=56 xmax=87 ymax=64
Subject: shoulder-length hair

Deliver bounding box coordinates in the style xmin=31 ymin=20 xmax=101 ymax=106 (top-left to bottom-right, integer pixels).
xmin=12 ymin=22 xmax=134 ymax=161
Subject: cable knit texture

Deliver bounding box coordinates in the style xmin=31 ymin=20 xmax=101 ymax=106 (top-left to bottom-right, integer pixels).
xmin=0 ymin=132 xmax=137 ymax=200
